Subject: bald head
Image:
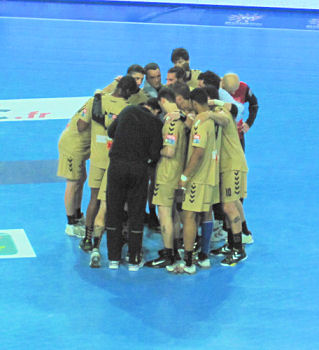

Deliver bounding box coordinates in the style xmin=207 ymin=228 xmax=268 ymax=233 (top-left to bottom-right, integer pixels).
xmin=222 ymin=73 xmax=240 ymax=94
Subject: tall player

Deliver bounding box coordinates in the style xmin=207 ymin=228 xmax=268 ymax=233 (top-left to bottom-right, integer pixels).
xmin=210 ymin=103 xmax=249 ymax=266
xmin=57 ymin=98 xmax=93 ymax=237
xmin=178 ymin=88 xmax=228 ymax=274
xmin=79 ymin=76 xmax=137 ymax=259
xmin=171 ymin=48 xmax=201 ymax=90
xmin=145 ymin=87 xmax=188 ymax=269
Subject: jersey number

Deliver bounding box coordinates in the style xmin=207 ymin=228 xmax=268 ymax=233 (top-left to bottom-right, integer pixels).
xmin=225 ymin=188 xmax=232 ymax=197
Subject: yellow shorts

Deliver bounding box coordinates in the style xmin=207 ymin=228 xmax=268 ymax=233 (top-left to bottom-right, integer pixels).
xmin=152 ymin=183 xmax=176 ymax=207
xmin=182 ymin=183 xmax=215 ymax=213
xmin=97 ymin=169 xmax=108 ymax=201
xmin=88 ymin=165 xmax=106 ymax=189
xmin=57 ymin=152 xmax=86 ymax=181
xmin=220 ymin=170 xmax=247 ymax=203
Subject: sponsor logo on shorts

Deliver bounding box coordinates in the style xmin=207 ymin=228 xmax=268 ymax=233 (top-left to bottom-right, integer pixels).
xmin=225 ymin=13 xmax=263 ymax=27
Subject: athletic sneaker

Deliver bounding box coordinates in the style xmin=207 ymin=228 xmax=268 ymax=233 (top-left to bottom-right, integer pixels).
xmin=183 ymin=263 xmax=196 ymax=275
xmin=128 ymin=259 xmax=144 ymax=272
xmin=76 ymin=214 xmax=86 ymax=226
xmin=109 ymin=260 xmax=120 ymax=269
xmin=165 ymin=260 xmax=180 ymax=272
xmin=90 ymin=248 xmax=101 ymax=268
xmin=211 ymin=225 xmax=228 ymax=242
xmin=196 ymin=253 xmax=211 ymax=268
xmin=65 ymin=223 xmax=85 ymax=238
xmin=172 ymin=261 xmax=196 ymax=274
xmin=125 ymin=251 xmax=143 ymax=263
xmin=220 ymin=248 xmax=247 ymax=266
xmin=210 ymin=244 xmax=232 ymax=256
xmin=79 ymin=238 xmax=93 ymax=252
xmin=242 ymin=233 xmax=254 ymax=244
xmin=145 ymin=248 xmax=175 ymax=269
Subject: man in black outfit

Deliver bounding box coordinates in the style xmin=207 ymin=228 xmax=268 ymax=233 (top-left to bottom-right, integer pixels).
xmin=106 ymin=100 xmax=163 ymax=271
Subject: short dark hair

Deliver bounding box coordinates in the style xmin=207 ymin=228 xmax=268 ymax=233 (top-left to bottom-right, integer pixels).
xmin=198 ymin=71 xmax=221 ymax=89
xmin=157 ymin=87 xmax=176 ymax=103
xmin=190 ymin=88 xmax=208 ymax=105
xmin=204 ymin=85 xmax=219 ymax=100
xmin=127 ymin=64 xmax=145 ymax=75
xmin=171 ymin=48 xmax=189 ymax=63
xmin=144 ymin=62 xmax=160 ymax=75
xmin=171 ymin=82 xmax=190 ymax=100
xmin=117 ymin=75 xmax=138 ymax=98
xmin=145 ymin=98 xmax=161 ymax=111
xmin=167 ymin=66 xmax=185 ymax=80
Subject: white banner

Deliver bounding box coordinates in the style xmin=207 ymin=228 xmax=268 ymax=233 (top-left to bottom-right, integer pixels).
xmin=0 ymin=96 xmax=90 ymax=122
xmin=115 ymin=0 xmax=319 ymax=10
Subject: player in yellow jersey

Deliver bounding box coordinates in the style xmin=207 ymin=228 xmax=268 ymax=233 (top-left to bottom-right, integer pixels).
xmin=166 ymin=67 xmax=186 ymax=86
xmin=178 ymin=88 xmax=228 ymax=274
xmin=102 ymin=64 xmax=148 ymax=105
xmin=171 ymin=48 xmax=201 ymax=90
xmin=144 ymin=87 xmax=188 ymax=269
xmin=210 ymin=104 xmax=249 ymax=266
xmin=57 ymin=98 xmax=93 ymax=237
xmin=78 ymin=76 xmax=137 ymax=262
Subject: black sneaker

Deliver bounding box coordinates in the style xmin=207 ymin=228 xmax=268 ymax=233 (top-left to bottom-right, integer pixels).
xmin=158 ymin=248 xmax=181 ymax=261
xmin=79 ymin=238 xmax=93 ymax=252
xmin=210 ymin=244 xmax=232 ymax=256
xmin=220 ymin=248 xmax=247 ymax=266
xmin=144 ymin=256 xmax=175 ymax=268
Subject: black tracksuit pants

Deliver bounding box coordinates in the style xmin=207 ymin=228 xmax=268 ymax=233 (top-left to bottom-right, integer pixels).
xmin=106 ymin=159 xmax=148 ymax=264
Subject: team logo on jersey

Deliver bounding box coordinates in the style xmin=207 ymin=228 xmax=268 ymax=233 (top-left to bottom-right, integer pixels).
xmin=81 ymin=108 xmax=87 ymax=117
xmin=193 ymin=134 xmax=201 ymax=144
xmin=107 ymin=140 xmax=113 ymax=150
xmin=306 ymin=18 xmax=319 ymax=29
xmin=225 ymin=13 xmax=263 ymax=27
xmin=108 ymin=113 xmax=118 ymax=120
xmin=165 ymin=134 xmax=176 ymax=145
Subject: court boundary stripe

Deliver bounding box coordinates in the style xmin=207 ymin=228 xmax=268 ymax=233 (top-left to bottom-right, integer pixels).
xmin=1 ymin=15 xmax=319 ymax=32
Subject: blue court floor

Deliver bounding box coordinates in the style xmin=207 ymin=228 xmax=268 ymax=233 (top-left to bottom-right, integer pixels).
xmin=1 ymin=2 xmax=319 ymax=350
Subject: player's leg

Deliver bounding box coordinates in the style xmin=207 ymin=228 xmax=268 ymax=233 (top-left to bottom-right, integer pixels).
xmin=126 ymin=162 xmax=149 ymax=271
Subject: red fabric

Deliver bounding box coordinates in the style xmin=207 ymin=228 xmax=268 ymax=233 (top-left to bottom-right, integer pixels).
xmin=231 ymin=82 xmax=248 ymax=104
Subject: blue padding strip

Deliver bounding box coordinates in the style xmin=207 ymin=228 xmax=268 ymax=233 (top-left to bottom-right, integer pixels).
xmin=1 ymin=1 xmax=319 ymax=30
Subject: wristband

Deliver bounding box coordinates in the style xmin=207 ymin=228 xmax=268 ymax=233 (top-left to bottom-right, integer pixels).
xmin=180 ymin=174 xmax=188 ymax=182
xmin=213 ymin=99 xmax=225 ymax=107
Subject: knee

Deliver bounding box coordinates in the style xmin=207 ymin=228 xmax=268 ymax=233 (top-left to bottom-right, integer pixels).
xmin=223 ymin=202 xmax=237 ymax=217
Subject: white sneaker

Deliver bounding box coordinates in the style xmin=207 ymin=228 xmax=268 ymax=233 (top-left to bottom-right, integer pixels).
xmin=65 ymin=224 xmax=85 ymax=238
xmin=128 ymin=259 xmax=144 ymax=272
xmin=90 ymin=248 xmax=101 ymax=268
xmin=242 ymin=234 xmax=254 ymax=244
xmin=197 ymin=258 xmax=211 ymax=269
xmin=109 ymin=260 xmax=120 ymax=269
xmin=165 ymin=259 xmax=181 ymax=272
xmin=211 ymin=220 xmax=227 ymax=242
xmin=183 ymin=263 xmax=196 ymax=275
